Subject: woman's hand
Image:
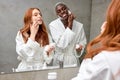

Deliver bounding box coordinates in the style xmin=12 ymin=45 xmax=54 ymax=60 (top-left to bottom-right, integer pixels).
xmin=45 ymin=43 xmax=55 ymax=56
xmin=30 ymin=21 xmax=39 ymax=41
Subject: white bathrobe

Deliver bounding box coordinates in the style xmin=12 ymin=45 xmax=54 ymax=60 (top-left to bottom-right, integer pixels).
xmin=49 ymin=18 xmax=87 ymax=66
xmin=15 ymin=31 xmax=53 ymax=72
xmin=72 ymin=50 xmax=120 ymax=80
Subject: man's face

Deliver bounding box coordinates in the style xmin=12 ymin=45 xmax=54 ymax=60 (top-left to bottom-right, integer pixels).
xmin=56 ymin=4 xmax=69 ymax=20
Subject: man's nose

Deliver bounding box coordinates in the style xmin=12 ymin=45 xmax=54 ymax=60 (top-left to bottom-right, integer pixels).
xmin=61 ymin=10 xmax=64 ymax=14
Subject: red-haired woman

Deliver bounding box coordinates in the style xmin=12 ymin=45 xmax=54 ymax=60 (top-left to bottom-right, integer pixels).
xmin=72 ymin=0 xmax=120 ymax=80
xmin=15 ymin=8 xmax=55 ymax=72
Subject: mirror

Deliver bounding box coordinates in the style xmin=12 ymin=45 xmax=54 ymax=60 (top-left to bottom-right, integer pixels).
xmin=0 ymin=0 xmax=91 ymax=74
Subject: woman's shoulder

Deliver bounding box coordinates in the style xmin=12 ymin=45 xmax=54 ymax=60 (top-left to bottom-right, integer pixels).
xmin=100 ymin=50 xmax=120 ymax=61
xmin=94 ymin=50 xmax=120 ymax=58
xmin=16 ymin=31 xmax=21 ymax=37
xmin=97 ymin=50 xmax=120 ymax=59
xmin=15 ymin=31 xmax=24 ymax=42
xmin=101 ymin=50 xmax=120 ymax=53
xmin=92 ymin=50 xmax=120 ymax=66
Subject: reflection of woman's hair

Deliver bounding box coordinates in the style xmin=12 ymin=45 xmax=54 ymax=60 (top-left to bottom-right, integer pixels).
xmin=20 ymin=8 xmax=49 ymax=47
xmin=85 ymin=0 xmax=120 ymax=58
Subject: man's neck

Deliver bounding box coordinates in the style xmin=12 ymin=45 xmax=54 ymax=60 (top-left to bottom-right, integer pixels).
xmin=61 ymin=19 xmax=68 ymax=28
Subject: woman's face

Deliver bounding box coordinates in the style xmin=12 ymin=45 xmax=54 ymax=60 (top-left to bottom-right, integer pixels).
xmin=32 ymin=9 xmax=42 ymax=25
xmin=101 ymin=22 xmax=107 ymax=33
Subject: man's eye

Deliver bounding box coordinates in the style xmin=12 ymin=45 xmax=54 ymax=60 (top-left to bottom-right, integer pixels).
xmin=62 ymin=8 xmax=66 ymax=11
xmin=57 ymin=11 xmax=61 ymax=13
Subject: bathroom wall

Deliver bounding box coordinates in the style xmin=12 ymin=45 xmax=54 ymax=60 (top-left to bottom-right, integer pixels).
xmin=90 ymin=0 xmax=111 ymax=40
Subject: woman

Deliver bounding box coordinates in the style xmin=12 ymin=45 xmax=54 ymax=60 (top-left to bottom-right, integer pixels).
xmin=15 ymin=8 xmax=55 ymax=72
xmin=72 ymin=0 xmax=120 ymax=80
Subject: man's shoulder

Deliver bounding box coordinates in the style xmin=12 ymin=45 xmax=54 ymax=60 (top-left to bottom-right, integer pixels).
xmin=74 ymin=20 xmax=83 ymax=25
xmin=49 ymin=18 xmax=59 ymax=25
xmin=73 ymin=20 xmax=83 ymax=29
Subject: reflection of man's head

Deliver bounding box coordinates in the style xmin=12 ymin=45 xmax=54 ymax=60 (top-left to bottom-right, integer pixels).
xmin=55 ymin=2 xmax=69 ymax=20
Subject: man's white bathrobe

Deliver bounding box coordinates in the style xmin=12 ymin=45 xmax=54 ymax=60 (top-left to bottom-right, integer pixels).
xmin=15 ymin=31 xmax=53 ymax=72
xmin=49 ymin=18 xmax=87 ymax=67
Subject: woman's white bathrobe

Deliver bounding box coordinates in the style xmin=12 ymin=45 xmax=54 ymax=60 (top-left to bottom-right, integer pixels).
xmin=72 ymin=51 xmax=120 ymax=80
xmin=15 ymin=31 xmax=53 ymax=72
xmin=49 ymin=18 xmax=87 ymax=66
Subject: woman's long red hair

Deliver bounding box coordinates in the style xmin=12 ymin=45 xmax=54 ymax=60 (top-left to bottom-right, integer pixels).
xmin=85 ymin=0 xmax=120 ymax=58
xmin=20 ymin=8 xmax=49 ymax=47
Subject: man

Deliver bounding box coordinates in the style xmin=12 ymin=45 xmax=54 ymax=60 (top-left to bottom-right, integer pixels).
xmin=49 ymin=2 xmax=87 ymax=67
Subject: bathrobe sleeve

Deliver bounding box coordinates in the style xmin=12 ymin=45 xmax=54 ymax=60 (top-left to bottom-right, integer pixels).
xmin=43 ymin=34 xmax=54 ymax=64
xmin=15 ymin=31 xmax=40 ymax=60
xmin=75 ymin=23 xmax=87 ymax=57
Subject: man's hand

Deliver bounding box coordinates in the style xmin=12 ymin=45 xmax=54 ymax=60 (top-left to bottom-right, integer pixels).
xmin=76 ymin=44 xmax=83 ymax=52
xmin=68 ymin=12 xmax=76 ymax=29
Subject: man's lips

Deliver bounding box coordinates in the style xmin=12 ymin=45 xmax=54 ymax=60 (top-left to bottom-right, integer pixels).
xmin=62 ymin=14 xmax=67 ymax=18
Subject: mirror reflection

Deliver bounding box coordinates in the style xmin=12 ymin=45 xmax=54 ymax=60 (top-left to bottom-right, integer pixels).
xmin=15 ymin=8 xmax=56 ymax=72
xmin=48 ymin=2 xmax=87 ymax=68
xmin=0 ymin=0 xmax=91 ymax=74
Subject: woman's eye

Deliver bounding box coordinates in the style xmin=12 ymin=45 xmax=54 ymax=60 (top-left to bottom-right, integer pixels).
xmin=34 ymin=14 xmax=37 ymax=16
xmin=39 ymin=13 xmax=42 ymax=16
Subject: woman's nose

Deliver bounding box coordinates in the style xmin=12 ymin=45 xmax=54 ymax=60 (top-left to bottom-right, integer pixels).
xmin=38 ymin=14 xmax=42 ymax=18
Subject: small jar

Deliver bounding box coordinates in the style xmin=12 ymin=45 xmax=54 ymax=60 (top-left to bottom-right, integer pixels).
xmin=48 ymin=72 xmax=57 ymax=80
